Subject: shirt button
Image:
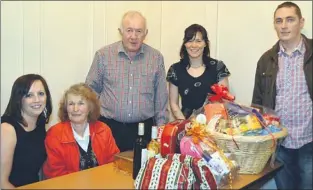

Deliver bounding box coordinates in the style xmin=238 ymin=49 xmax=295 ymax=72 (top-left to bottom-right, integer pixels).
xmin=130 ymin=73 xmax=133 ymax=76
xmin=130 ymin=61 xmax=133 ymax=64
xmin=130 ymin=86 xmax=132 ymax=90
xmin=129 ymin=101 xmax=132 ymax=103
xmin=128 ymin=114 xmax=131 ymax=117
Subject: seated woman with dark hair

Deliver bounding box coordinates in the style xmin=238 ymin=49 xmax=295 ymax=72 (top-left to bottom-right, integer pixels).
xmin=167 ymin=24 xmax=231 ymax=119
xmin=1 ymin=74 xmax=53 ymax=188
xmin=43 ymin=83 xmax=120 ymax=179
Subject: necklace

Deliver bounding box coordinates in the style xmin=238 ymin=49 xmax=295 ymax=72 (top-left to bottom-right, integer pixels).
xmin=190 ymin=64 xmax=204 ymax=68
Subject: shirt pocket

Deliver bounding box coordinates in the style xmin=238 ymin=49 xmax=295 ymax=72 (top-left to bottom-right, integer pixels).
xmin=103 ymin=66 xmax=120 ymax=86
xmin=140 ymin=67 xmax=155 ymax=94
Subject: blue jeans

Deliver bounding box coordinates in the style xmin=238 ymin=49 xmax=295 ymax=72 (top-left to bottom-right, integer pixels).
xmin=275 ymin=142 xmax=312 ymax=189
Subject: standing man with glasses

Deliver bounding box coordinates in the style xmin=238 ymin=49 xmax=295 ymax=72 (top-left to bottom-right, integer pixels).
xmin=252 ymin=2 xmax=312 ymax=189
xmin=85 ymin=11 xmax=168 ymax=152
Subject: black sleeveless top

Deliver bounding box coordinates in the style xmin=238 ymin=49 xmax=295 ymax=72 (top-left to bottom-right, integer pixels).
xmin=1 ymin=115 xmax=47 ymax=187
xmin=166 ymin=58 xmax=230 ymax=118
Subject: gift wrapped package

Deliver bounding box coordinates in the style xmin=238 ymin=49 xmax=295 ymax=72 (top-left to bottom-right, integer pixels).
xmin=134 ymin=156 xmax=195 ymax=189
xmin=113 ymin=151 xmax=133 ymax=175
xmin=180 ymin=136 xmax=239 ymax=187
xmin=179 ymin=119 xmax=239 ymax=188
xmin=160 ymin=120 xmax=190 ymax=157
xmin=166 ymin=154 xmax=218 ymax=189
xmin=135 ymin=153 xmax=219 ymax=190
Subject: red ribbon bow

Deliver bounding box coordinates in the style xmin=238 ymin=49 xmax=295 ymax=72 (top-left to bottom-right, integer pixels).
xmin=208 ymin=84 xmax=235 ymax=102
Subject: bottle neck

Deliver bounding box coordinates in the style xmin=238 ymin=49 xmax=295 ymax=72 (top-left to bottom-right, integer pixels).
xmin=138 ymin=123 xmax=144 ymax=136
xmin=151 ymin=126 xmax=157 ymax=139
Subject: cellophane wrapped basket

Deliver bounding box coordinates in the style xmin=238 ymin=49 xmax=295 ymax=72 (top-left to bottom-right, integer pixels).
xmin=189 ymin=84 xmax=288 ymax=174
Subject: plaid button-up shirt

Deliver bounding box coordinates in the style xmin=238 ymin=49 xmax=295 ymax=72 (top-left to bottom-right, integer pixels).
xmin=276 ymin=38 xmax=313 ymax=149
xmin=86 ymin=41 xmax=168 ymax=125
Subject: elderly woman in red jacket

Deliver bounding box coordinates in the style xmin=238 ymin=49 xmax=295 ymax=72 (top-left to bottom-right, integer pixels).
xmin=43 ymin=83 xmax=120 ymax=178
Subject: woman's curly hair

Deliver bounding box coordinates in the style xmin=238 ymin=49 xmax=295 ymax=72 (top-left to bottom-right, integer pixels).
xmin=58 ymin=83 xmax=100 ymax=123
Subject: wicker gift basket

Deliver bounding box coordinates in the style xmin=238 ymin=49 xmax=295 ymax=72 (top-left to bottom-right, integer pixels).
xmin=209 ymin=128 xmax=287 ymax=174
xmin=191 ymin=84 xmax=288 ymax=174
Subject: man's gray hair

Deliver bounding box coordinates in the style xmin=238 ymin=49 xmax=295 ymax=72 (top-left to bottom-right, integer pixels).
xmin=119 ymin=10 xmax=148 ymax=33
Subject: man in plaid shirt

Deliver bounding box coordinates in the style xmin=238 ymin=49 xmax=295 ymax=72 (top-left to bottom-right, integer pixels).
xmin=252 ymin=2 xmax=312 ymax=189
xmin=86 ymin=11 xmax=169 ymax=152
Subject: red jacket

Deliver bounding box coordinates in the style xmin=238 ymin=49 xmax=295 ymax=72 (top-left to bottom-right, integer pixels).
xmin=43 ymin=121 xmax=120 ymax=179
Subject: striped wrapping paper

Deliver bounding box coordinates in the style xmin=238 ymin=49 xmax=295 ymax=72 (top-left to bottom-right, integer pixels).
xmin=134 ymin=154 xmax=217 ymax=189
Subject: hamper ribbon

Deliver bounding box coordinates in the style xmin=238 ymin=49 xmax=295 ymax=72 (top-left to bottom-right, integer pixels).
xmin=208 ymin=84 xmax=235 ymax=102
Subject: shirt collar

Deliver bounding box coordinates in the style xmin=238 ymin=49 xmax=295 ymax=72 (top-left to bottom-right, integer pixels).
xmin=72 ymin=123 xmax=90 ymax=141
xmin=278 ymin=37 xmax=305 ymax=56
xmin=117 ymin=41 xmax=145 ymax=55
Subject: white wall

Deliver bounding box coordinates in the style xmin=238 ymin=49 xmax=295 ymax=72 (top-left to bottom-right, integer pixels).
xmin=1 ymin=1 xmax=312 ymax=127
xmin=217 ymin=1 xmax=312 ymax=104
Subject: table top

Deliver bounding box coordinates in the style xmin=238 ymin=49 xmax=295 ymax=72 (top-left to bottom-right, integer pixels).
xmin=222 ymin=161 xmax=282 ymax=189
xmin=18 ymin=151 xmax=282 ymax=189
xmin=18 ymin=163 xmax=134 ymax=189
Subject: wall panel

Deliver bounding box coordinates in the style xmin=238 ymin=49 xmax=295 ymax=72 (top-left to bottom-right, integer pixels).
xmin=205 ymin=2 xmax=218 ymax=58
xmin=23 ymin=1 xmax=41 ymax=74
xmin=217 ymin=1 xmax=312 ymax=105
xmin=92 ymin=1 xmax=106 ymax=54
xmin=1 ymin=1 xmax=24 ymax=114
xmin=105 ymin=1 xmax=162 ymax=50
xmin=160 ymin=1 xmax=213 ymax=72
xmin=40 ymin=1 xmax=94 ymax=124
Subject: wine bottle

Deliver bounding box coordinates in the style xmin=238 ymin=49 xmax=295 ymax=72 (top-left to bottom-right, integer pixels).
xmin=147 ymin=126 xmax=160 ymax=159
xmin=132 ymin=123 xmax=148 ymax=180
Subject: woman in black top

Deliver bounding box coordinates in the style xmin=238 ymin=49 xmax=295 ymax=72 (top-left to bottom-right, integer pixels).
xmin=167 ymin=24 xmax=231 ymax=119
xmin=1 ymin=74 xmax=52 ymax=188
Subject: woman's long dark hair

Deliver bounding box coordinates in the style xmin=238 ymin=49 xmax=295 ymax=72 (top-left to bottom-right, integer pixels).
xmin=3 ymin=74 xmax=53 ymax=127
xmin=179 ymin=24 xmax=211 ymax=68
